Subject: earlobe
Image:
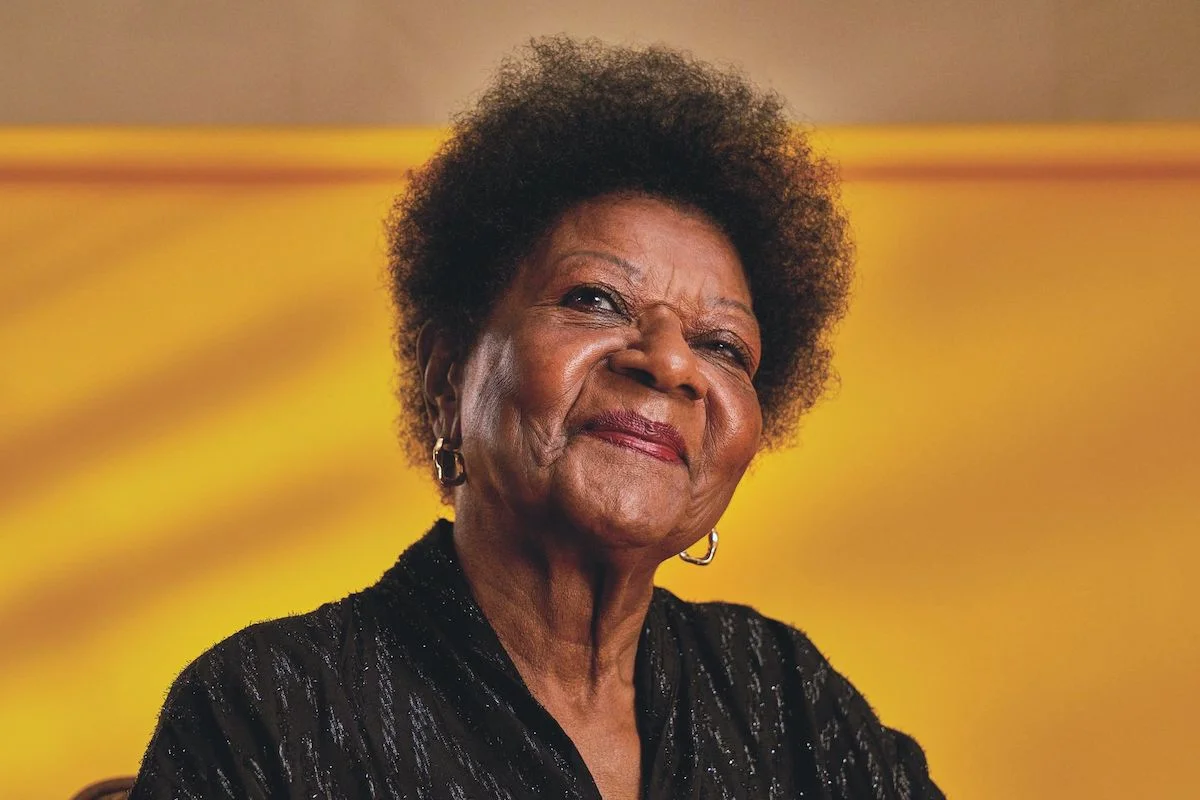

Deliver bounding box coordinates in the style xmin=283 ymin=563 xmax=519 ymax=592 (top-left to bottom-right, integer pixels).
xmin=416 ymin=321 xmax=461 ymax=441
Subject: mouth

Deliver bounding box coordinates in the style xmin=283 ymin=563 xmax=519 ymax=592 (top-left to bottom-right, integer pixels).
xmin=579 ymin=409 xmax=688 ymax=465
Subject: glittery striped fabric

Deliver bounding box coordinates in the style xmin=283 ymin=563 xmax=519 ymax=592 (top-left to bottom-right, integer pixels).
xmin=130 ymin=520 xmax=943 ymax=799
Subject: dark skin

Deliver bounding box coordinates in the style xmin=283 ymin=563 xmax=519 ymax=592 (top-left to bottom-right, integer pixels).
xmin=419 ymin=194 xmax=764 ymax=800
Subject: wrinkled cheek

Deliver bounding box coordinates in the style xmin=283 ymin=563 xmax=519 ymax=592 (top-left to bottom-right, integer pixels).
xmin=507 ymin=334 xmax=591 ymax=466
xmin=459 ymin=329 xmax=573 ymax=473
xmin=708 ymin=393 xmax=763 ymax=486
xmin=741 ymin=400 xmax=765 ymax=464
xmin=459 ymin=333 xmax=521 ymax=459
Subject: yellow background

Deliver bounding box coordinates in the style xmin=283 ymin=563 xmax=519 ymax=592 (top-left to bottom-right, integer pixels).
xmin=1 ymin=126 xmax=1197 ymax=799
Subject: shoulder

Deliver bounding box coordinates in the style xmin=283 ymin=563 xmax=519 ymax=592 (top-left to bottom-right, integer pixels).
xmin=133 ymin=598 xmax=367 ymax=799
xmin=171 ymin=591 xmax=370 ymax=708
xmin=652 ymin=590 xmax=944 ymax=799
xmin=653 ymin=589 xmax=831 ymax=678
xmin=662 ymin=592 xmax=891 ymax=729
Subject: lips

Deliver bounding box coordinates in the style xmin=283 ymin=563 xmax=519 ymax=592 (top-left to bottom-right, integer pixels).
xmin=579 ymin=409 xmax=687 ymax=465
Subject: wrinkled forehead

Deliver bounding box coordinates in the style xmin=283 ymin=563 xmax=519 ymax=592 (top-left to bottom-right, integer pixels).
xmin=523 ymin=194 xmax=755 ymax=311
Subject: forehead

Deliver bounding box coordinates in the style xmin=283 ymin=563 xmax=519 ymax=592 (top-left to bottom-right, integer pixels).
xmin=532 ymin=194 xmax=753 ymax=303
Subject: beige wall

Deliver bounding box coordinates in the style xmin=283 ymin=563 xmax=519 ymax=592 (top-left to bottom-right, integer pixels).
xmin=1 ymin=0 xmax=1198 ymax=125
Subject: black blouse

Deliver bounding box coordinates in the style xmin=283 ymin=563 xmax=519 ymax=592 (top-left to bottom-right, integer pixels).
xmin=131 ymin=520 xmax=943 ymax=799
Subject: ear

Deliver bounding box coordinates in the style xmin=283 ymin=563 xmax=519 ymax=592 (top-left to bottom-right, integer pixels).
xmin=416 ymin=321 xmax=463 ymax=443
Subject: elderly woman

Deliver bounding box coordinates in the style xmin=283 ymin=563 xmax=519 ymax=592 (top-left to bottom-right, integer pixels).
xmin=131 ymin=38 xmax=942 ymax=800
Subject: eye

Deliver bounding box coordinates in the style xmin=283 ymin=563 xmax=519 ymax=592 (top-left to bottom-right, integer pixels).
xmin=701 ymin=337 xmax=753 ymax=370
xmin=561 ymin=285 xmax=622 ymax=314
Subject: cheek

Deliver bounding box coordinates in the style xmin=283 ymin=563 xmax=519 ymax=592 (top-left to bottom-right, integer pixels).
xmin=704 ymin=381 xmax=763 ymax=479
xmin=461 ymin=321 xmax=612 ymax=454
xmin=510 ymin=329 xmax=591 ymax=419
xmin=458 ymin=331 xmax=520 ymax=451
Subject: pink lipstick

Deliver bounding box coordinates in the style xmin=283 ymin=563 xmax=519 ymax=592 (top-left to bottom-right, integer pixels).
xmin=580 ymin=409 xmax=687 ymax=465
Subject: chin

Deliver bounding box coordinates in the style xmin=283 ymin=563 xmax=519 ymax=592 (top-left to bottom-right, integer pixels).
xmin=549 ymin=451 xmax=690 ymax=554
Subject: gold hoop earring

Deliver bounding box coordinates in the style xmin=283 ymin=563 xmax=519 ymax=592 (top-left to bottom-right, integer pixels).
xmin=679 ymin=529 xmax=718 ymax=566
xmin=432 ymin=437 xmax=466 ymax=487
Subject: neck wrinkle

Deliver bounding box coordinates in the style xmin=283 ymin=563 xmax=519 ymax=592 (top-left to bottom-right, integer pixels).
xmin=451 ymin=496 xmax=659 ymax=700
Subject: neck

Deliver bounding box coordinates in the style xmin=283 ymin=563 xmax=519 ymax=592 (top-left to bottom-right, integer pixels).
xmin=451 ymin=492 xmax=657 ymax=700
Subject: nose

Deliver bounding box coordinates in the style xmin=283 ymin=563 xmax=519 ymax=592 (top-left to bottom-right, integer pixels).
xmin=608 ymin=307 xmax=709 ymax=401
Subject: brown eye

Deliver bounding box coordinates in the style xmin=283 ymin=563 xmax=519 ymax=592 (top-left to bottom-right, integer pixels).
xmin=562 ymin=285 xmax=621 ymax=313
xmin=703 ymin=338 xmax=752 ymax=369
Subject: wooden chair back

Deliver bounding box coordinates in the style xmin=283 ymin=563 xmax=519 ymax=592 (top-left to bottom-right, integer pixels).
xmin=69 ymin=777 xmax=135 ymax=800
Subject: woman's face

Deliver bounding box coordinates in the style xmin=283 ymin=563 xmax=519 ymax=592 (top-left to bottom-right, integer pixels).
xmin=453 ymin=194 xmax=763 ymax=559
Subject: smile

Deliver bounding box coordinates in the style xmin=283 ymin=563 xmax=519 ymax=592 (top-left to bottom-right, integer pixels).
xmin=579 ymin=410 xmax=687 ymax=465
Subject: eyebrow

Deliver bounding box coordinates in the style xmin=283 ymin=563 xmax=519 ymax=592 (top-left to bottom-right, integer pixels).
xmin=556 ymin=249 xmax=757 ymax=319
xmin=563 ymin=249 xmax=643 ymax=277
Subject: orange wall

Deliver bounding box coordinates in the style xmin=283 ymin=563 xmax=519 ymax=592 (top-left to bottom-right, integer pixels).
xmin=1 ymin=126 xmax=1197 ymax=799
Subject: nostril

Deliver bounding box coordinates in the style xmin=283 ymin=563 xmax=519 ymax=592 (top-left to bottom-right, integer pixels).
xmin=629 ymin=367 xmax=657 ymax=388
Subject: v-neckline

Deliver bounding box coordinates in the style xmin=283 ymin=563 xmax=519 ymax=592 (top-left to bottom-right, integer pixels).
xmin=379 ymin=519 xmax=683 ymax=799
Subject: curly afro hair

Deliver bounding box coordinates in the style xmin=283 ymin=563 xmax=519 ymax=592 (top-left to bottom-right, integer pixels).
xmin=387 ymin=36 xmax=854 ymax=471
